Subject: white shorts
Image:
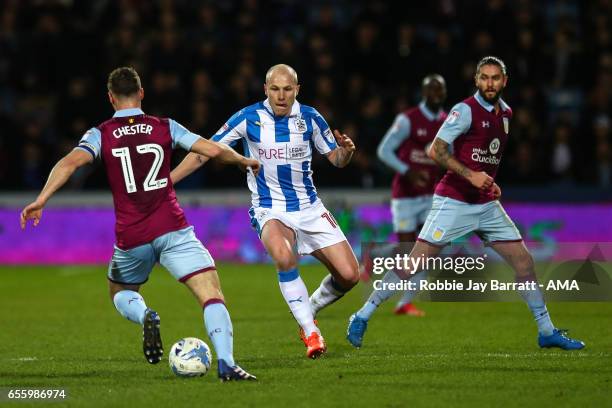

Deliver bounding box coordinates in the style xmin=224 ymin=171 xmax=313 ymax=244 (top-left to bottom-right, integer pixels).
xmin=249 ymin=201 xmax=347 ymax=255
xmin=391 ymin=195 xmax=433 ymax=233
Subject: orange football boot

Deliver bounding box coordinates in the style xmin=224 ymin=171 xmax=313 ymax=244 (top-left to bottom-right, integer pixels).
xmin=305 ymin=331 xmax=327 ymax=359
xmin=394 ymin=303 xmax=425 ymax=317
xmin=299 ymin=319 xmax=318 ymax=346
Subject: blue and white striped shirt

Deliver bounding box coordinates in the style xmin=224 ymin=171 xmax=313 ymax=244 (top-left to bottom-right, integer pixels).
xmin=212 ymin=99 xmax=337 ymax=212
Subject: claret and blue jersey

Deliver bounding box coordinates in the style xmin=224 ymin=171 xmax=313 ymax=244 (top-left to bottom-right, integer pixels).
xmin=76 ymin=107 xmax=201 ymax=249
xmin=212 ymin=99 xmax=337 ymax=212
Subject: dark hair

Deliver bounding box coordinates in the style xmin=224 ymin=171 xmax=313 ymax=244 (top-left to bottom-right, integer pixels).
xmin=476 ymin=56 xmax=507 ymax=76
xmin=107 ymin=67 xmax=142 ymax=97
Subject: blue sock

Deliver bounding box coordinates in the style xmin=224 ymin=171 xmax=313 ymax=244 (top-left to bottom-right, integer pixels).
xmin=203 ymin=300 xmax=235 ymax=367
xmin=396 ymin=271 xmax=427 ymax=308
xmin=357 ymin=270 xmax=402 ymax=320
xmin=113 ymin=290 xmax=147 ymax=325
xmin=517 ymin=275 xmax=555 ymax=336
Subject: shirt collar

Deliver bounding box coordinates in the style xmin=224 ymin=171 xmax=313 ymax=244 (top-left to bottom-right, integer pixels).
xmin=263 ymin=99 xmax=301 ymax=118
xmin=113 ymin=108 xmax=144 ymax=118
xmin=473 ymin=92 xmax=509 ymax=112
xmin=418 ymin=101 xmax=443 ymax=121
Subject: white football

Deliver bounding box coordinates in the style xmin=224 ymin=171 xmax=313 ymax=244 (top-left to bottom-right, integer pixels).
xmin=169 ymin=337 xmax=212 ymax=377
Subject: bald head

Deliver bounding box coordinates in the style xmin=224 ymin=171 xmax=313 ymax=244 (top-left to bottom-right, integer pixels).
xmin=265 ymin=64 xmax=298 ymax=85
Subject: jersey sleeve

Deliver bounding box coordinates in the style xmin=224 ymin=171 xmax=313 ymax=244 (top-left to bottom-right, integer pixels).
xmin=377 ymin=113 xmax=411 ymax=174
xmin=169 ymin=119 xmax=202 ymax=151
xmin=435 ymin=102 xmax=472 ymax=144
xmin=211 ymin=109 xmax=247 ymax=145
xmin=76 ymin=127 xmax=102 ymax=159
xmin=311 ymin=109 xmax=337 ymax=154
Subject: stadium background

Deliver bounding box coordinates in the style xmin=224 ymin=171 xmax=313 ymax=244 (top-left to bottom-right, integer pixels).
xmin=0 ymin=0 xmax=610 ymax=263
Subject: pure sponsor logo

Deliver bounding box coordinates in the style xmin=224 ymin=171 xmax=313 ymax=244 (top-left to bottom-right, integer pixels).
xmin=113 ymin=124 xmax=153 ymax=138
xmin=258 ymin=144 xmax=309 ymax=160
xmin=416 ymin=128 xmax=427 ymax=137
xmin=482 ymin=121 xmax=490 ymax=128
xmin=503 ymin=117 xmax=510 ymax=134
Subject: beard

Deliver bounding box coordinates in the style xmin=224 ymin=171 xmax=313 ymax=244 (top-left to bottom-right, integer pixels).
xmin=478 ymin=88 xmax=503 ymax=104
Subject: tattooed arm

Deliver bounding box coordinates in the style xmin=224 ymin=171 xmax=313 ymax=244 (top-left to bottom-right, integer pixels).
xmin=428 ymin=138 xmax=471 ymax=179
xmin=429 ymin=137 xmax=493 ymax=189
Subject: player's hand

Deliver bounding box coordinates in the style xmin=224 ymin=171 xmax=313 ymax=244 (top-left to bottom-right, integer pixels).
xmin=404 ymin=169 xmax=430 ymax=188
xmin=20 ymin=200 xmax=44 ymax=230
xmin=333 ymin=129 xmax=356 ymax=153
xmin=242 ymin=158 xmax=260 ymax=177
xmin=489 ymin=182 xmax=501 ymax=200
xmin=467 ymin=171 xmax=493 ymax=190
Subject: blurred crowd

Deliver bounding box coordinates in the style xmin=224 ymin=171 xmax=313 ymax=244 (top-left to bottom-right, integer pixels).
xmin=0 ymin=0 xmax=611 ymax=191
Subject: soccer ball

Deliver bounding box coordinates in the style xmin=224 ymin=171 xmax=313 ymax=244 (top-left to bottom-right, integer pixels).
xmin=169 ymin=337 xmax=212 ymax=377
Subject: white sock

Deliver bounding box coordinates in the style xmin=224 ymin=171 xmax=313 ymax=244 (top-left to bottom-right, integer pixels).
xmin=278 ymin=268 xmax=319 ymax=335
xmin=310 ymin=274 xmax=347 ymax=316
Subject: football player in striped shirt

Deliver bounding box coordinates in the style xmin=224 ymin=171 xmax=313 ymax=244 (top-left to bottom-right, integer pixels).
xmin=171 ymin=64 xmax=359 ymax=359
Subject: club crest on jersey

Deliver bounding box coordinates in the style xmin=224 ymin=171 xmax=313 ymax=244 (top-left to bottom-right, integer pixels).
xmin=489 ymin=138 xmax=500 ymax=154
xmin=502 ymin=117 xmax=510 ymax=134
xmin=432 ymin=227 xmax=445 ymax=242
xmin=294 ymin=117 xmax=307 ymax=133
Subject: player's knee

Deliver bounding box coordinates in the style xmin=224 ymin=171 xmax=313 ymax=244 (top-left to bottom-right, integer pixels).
xmin=336 ymin=262 xmax=360 ymax=288
xmin=272 ymin=249 xmax=297 ymax=271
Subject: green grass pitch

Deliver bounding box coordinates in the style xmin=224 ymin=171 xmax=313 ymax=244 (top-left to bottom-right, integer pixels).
xmin=0 ymin=264 xmax=611 ymax=407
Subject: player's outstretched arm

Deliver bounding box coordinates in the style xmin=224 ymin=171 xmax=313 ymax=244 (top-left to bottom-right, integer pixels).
xmin=326 ymin=129 xmax=356 ymax=168
xmin=428 ymin=138 xmax=493 ymax=190
xmin=170 ymin=152 xmax=209 ymax=184
xmin=20 ymin=148 xmax=93 ymax=229
xmin=190 ymin=138 xmax=260 ymax=176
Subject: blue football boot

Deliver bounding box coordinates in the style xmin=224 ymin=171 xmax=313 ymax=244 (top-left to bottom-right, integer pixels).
xmin=538 ymin=329 xmax=585 ymax=350
xmin=346 ymin=313 xmax=368 ymax=348
xmin=218 ymin=359 xmax=257 ymax=382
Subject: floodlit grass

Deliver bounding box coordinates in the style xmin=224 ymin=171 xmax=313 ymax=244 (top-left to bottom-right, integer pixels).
xmin=0 ymin=264 xmax=610 ymax=407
